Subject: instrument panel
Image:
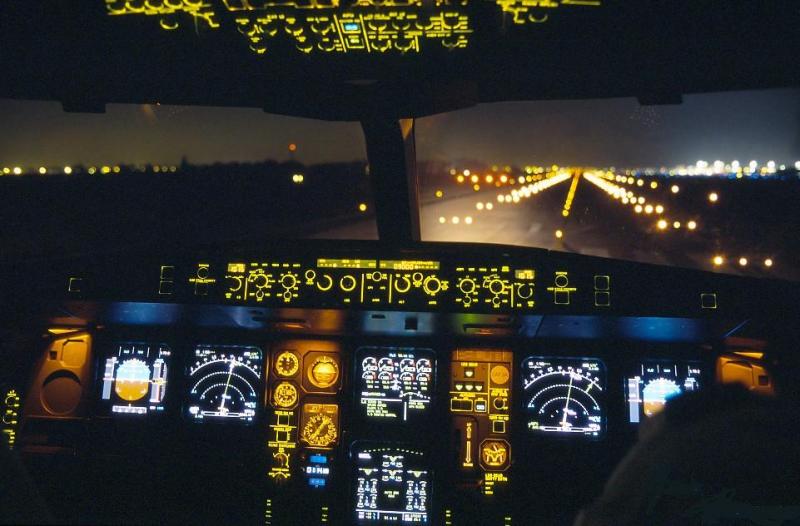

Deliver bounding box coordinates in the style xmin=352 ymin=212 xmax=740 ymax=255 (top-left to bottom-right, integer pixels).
xmin=8 ymin=332 xmax=713 ymax=525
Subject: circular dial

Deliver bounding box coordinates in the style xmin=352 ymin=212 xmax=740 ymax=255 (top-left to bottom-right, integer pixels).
xmin=274 ymin=351 xmax=300 ymax=377
xmin=522 ymin=358 xmax=604 ymax=437
xmin=272 ymin=382 xmax=299 ymax=408
xmin=302 ymin=414 xmax=337 ymax=448
xmin=307 ymin=356 xmax=339 ymax=389
xmin=186 ymin=348 xmax=262 ymax=423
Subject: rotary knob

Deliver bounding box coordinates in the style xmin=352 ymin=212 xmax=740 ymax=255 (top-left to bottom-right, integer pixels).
xmin=458 ymin=278 xmax=476 ymax=294
xmin=488 ymin=279 xmax=505 ymax=295
xmin=423 ymin=276 xmax=442 ymax=295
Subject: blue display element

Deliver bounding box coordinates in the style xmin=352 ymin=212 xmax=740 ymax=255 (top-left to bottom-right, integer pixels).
xmin=309 ymin=478 xmax=326 ymax=488
xmin=310 ymin=454 xmax=327 ymax=464
xmin=343 ymin=23 xmax=359 ymax=31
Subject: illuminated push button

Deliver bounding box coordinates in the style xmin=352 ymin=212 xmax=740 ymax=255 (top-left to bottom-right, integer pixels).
xmin=555 ymin=274 xmax=569 ymax=288
xmin=492 ymin=420 xmax=506 ymax=434
xmin=475 ymin=400 xmax=487 ymax=412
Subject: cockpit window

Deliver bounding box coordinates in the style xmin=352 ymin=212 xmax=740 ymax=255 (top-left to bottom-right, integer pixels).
xmin=417 ymin=89 xmax=800 ymax=281
xmin=0 ymin=99 xmax=374 ymax=259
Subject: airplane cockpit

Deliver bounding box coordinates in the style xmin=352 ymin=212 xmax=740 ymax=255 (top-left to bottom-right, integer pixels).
xmin=1 ymin=2 xmax=799 ymax=525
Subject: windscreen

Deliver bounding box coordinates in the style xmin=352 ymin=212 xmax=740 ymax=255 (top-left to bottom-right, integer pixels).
xmin=417 ymin=89 xmax=800 ymax=281
xmin=0 ymin=100 xmax=374 ymax=259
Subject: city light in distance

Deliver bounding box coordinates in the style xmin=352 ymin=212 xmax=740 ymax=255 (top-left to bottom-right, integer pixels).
xmin=292 ymin=173 xmax=304 ymax=183
xmin=485 ymin=202 xmax=493 ymax=210
xmin=476 ymin=202 xmax=484 ymax=210
xmin=38 ymin=167 xmax=47 ymax=175
xmin=451 ymin=216 xmax=460 ymax=224
xmin=687 ymin=220 xmax=697 ymax=230
xmin=63 ymin=166 xmax=72 ymax=174
xmin=738 ymin=257 xmax=748 ymax=267
xmin=435 ymin=189 xmax=443 ymax=198
xmin=655 ymin=205 xmax=664 ymax=214
xmin=673 ymin=221 xmax=681 ymax=229
xmin=13 ymin=167 xmax=21 ymax=175
xmin=708 ymin=192 xmax=718 ymax=203
xmin=764 ymin=258 xmax=773 ymax=268
xmin=438 ymin=216 xmax=446 ymax=224
xmin=713 ymin=255 xmax=724 ymax=266
xmin=555 ymin=229 xmax=563 ymax=239
xmin=657 ymin=219 xmax=668 ymax=230
xmin=358 ymin=203 xmax=367 ymax=212
xmin=464 ymin=216 xmax=473 ymax=225
xmin=670 ymin=185 xmax=680 ymax=194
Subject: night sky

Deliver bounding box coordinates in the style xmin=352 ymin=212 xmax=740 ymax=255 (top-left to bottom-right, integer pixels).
xmin=1 ymin=88 xmax=798 ymax=168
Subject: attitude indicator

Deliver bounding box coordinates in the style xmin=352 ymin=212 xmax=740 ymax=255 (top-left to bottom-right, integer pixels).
xmin=626 ymin=361 xmax=702 ymax=423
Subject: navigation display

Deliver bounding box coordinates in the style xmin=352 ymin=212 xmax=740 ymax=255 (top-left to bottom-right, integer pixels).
xmin=353 ymin=443 xmax=430 ymax=524
xmin=185 ymin=345 xmax=263 ymax=424
xmin=358 ymin=348 xmax=434 ymax=422
xmin=625 ymin=361 xmax=702 ymax=423
xmin=99 ymin=343 xmax=171 ymax=416
xmin=521 ymin=357 xmax=605 ymax=438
